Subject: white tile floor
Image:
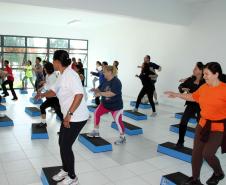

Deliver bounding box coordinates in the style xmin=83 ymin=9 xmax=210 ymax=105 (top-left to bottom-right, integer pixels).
xmin=0 ymin=89 xmax=225 ymax=185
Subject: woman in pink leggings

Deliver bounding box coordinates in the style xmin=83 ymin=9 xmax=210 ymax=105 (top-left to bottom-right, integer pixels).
xmin=88 ymin=65 xmax=125 ymax=145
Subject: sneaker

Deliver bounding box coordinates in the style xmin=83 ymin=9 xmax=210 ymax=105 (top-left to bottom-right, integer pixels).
xmin=183 ymin=177 xmax=203 ymax=185
xmin=114 ymin=136 xmax=126 ymax=145
xmin=12 ymin=97 xmax=18 ymax=101
xmin=132 ymin=108 xmax=138 ymax=112
xmin=176 ymin=141 xmax=184 ymax=148
xmin=155 ymin=101 xmax=159 ymax=105
xmin=3 ymin=94 xmax=9 ymax=97
xmin=36 ymin=122 xmax=47 ymax=128
xmin=206 ymin=173 xmax=225 ymax=185
xmin=151 ymin=112 xmax=157 ymax=117
xmin=52 ymin=169 xmax=68 ymax=181
xmin=86 ymin=130 xmax=100 ymax=137
xmin=57 ymin=176 xmax=79 ymax=185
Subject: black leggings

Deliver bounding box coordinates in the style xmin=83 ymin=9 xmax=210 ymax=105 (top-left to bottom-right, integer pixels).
xmin=2 ymin=80 xmax=17 ymax=98
xmin=178 ymin=104 xmax=200 ymax=144
xmin=40 ymin=97 xmax=63 ymax=121
xmin=95 ymin=96 xmax=100 ymax=106
xmin=59 ymin=120 xmax=87 ymax=179
xmin=135 ymin=86 xmax=156 ymax=112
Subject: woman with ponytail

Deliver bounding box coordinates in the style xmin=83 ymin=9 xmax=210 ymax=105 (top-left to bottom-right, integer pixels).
xmin=176 ymin=62 xmax=205 ymax=148
xmin=165 ymin=62 xmax=226 ymax=185
xmin=87 ymin=65 xmax=126 ymax=145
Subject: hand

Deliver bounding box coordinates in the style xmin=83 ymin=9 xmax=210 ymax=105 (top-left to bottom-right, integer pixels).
xmin=89 ymin=88 xmax=95 ymax=92
xmin=95 ymin=92 xmax=101 ymax=97
xmin=182 ymin=88 xmax=190 ymax=93
xmin=63 ymin=114 xmax=71 ymax=128
xmin=35 ymin=92 xmax=42 ymax=100
xmin=164 ymin=91 xmax=178 ymax=98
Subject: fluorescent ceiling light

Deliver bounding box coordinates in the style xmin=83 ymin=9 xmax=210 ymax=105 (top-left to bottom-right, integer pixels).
xmin=67 ymin=19 xmax=80 ymax=25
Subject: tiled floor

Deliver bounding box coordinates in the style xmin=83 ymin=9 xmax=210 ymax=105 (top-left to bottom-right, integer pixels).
xmin=0 ymin=89 xmax=225 ymax=185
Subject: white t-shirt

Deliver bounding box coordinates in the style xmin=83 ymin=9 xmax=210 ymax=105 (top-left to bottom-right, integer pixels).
xmin=44 ymin=72 xmax=58 ymax=91
xmin=51 ymin=67 xmax=89 ymax=122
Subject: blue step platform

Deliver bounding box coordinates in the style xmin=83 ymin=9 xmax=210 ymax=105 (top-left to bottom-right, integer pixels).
xmin=170 ymin=124 xmax=195 ymax=139
xmin=0 ymin=97 xmax=6 ymax=103
xmin=25 ymin=107 xmax=41 ymax=117
xmin=160 ymin=172 xmax=189 ymax=185
xmin=175 ymin=112 xmax=197 ymax=124
xmin=41 ymin=166 xmax=62 ymax=185
xmin=0 ymin=115 xmax=14 ymax=127
xmin=0 ymin=104 xmax=6 ymax=111
xmin=20 ymin=89 xmax=28 ymax=94
xmin=123 ymin=110 xmax=147 ymax=121
xmin=31 ymin=123 xmax=49 ymax=139
xmin=111 ymin=121 xmax=143 ymax=135
xmin=79 ymin=134 xmax=112 ymax=153
xmin=157 ymin=142 xmax=192 ymax=163
xmin=130 ymin=101 xmax=151 ymax=109
xmin=30 ymin=97 xmax=43 ymax=105
xmin=88 ymin=105 xmax=97 ymax=112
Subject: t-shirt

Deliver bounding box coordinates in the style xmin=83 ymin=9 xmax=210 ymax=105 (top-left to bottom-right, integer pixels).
xmin=51 ymin=67 xmax=89 ymax=122
xmin=4 ymin=65 xmax=14 ymax=81
xmin=44 ymin=72 xmax=57 ymax=91
xmin=99 ymin=77 xmax=123 ymax=111
xmin=192 ymin=82 xmax=226 ymax=132
xmin=25 ymin=65 xmax=33 ymax=78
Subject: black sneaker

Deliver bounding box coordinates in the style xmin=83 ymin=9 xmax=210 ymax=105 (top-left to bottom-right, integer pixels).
xmin=176 ymin=141 xmax=184 ymax=148
xmin=36 ymin=123 xmax=47 ymax=128
xmin=12 ymin=97 xmax=18 ymax=101
xmin=206 ymin=173 xmax=225 ymax=185
xmin=3 ymin=94 xmax=9 ymax=97
xmin=183 ymin=177 xmax=203 ymax=185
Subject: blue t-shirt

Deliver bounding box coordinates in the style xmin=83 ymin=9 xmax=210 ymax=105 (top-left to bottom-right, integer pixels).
xmin=99 ymin=77 xmax=123 ymax=111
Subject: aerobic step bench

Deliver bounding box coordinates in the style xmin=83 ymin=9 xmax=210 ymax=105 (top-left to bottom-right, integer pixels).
xmin=130 ymin=101 xmax=151 ymax=109
xmin=41 ymin=166 xmax=62 ymax=185
xmin=30 ymin=97 xmax=43 ymax=105
xmin=111 ymin=121 xmax=143 ymax=135
xmin=0 ymin=115 xmax=14 ymax=127
xmin=175 ymin=112 xmax=197 ymax=124
xmin=25 ymin=107 xmax=41 ymax=117
xmin=160 ymin=172 xmax=190 ymax=185
xmin=123 ymin=110 xmax=147 ymax=121
xmin=0 ymin=97 xmax=6 ymax=103
xmin=19 ymin=89 xmax=28 ymax=94
xmin=88 ymin=105 xmax=97 ymax=112
xmin=31 ymin=123 xmax=49 ymax=139
xmin=0 ymin=104 xmax=6 ymax=111
xmin=79 ymin=134 xmax=112 ymax=153
xmin=157 ymin=142 xmax=192 ymax=163
xmin=170 ymin=124 xmax=195 ymax=139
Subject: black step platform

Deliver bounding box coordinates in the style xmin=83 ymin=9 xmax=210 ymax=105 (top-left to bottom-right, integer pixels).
xmin=175 ymin=112 xmax=197 ymax=124
xmin=123 ymin=110 xmax=147 ymax=121
xmin=157 ymin=142 xmax=192 ymax=163
xmin=25 ymin=107 xmax=41 ymax=117
xmin=41 ymin=166 xmax=62 ymax=185
xmin=78 ymin=133 xmax=112 ymax=153
xmin=160 ymin=172 xmax=190 ymax=185
xmin=170 ymin=124 xmax=195 ymax=139
xmin=31 ymin=123 xmax=49 ymax=139
xmin=111 ymin=121 xmax=143 ymax=135
xmin=88 ymin=105 xmax=97 ymax=112
xmin=0 ymin=115 xmax=14 ymax=127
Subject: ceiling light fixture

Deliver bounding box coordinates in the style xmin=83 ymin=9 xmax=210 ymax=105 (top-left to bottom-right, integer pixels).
xmin=67 ymin=19 xmax=80 ymax=25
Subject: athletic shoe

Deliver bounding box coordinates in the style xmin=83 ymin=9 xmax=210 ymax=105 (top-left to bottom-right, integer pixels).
xmin=52 ymin=169 xmax=68 ymax=181
xmin=132 ymin=108 xmax=138 ymax=112
xmin=114 ymin=136 xmax=126 ymax=145
xmin=176 ymin=141 xmax=184 ymax=149
xmin=155 ymin=101 xmax=159 ymax=105
xmin=57 ymin=176 xmax=79 ymax=185
xmin=151 ymin=112 xmax=157 ymax=117
xmin=36 ymin=122 xmax=47 ymax=128
xmin=183 ymin=177 xmax=203 ymax=185
xmin=206 ymin=173 xmax=225 ymax=185
xmin=12 ymin=97 xmax=18 ymax=101
xmin=86 ymin=130 xmax=100 ymax=137
xmin=3 ymin=94 xmax=9 ymax=97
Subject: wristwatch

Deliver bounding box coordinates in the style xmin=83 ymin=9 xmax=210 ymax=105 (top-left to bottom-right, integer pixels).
xmin=68 ymin=111 xmax=73 ymax=116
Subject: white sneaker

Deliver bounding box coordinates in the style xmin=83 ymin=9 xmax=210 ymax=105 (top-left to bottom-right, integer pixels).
xmin=52 ymin=169 xmax=68 ymax=181
xmin=132 ymin=108 xmax=138 ymax=112
xmin=114 ymin=136 xmax=126 ymax=145
xmin=57 ymin=176 xmax=79 ymax=185
xmin=86 ymin=130 xmax=100 ymax=137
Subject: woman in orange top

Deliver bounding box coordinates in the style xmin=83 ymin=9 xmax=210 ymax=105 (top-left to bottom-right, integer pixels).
xmin=165 ymin=62 xmax=226 ymax=185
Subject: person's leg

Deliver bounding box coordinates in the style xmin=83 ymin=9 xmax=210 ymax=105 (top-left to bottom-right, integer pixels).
xmin=95 ymin=96 xmax=100 ymax=106
xmin=177 ymin=105 xmax=196 ymax=146
xmin=2 ymin=80 xmax=9 ymax=95
xmin=52 ymin=97 xmax=64 ymax=122
xmin=153 ymin=90 xmax=158 ymax=102
xmin=59 ymin=121 xmax=87 ymax=179
xmin=8 ymin=81 xmax=17 ymax=99
xmin=135 ymin=87 xmax=146 ymax=110
xmin=28 ymin=77 xmax=35 ymax=88
xmin=146 ymin=87 xmax=156 ymax=114
xmin=39 ymin=98 xmax=52 ymax=127
xmin=22 ymin=76 xmax=26 ymax=89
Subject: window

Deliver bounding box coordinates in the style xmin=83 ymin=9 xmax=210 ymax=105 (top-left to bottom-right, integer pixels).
xmin=0 ymin=35 xmax=88 ymax=88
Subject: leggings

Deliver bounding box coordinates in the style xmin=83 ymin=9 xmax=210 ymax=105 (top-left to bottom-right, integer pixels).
xmin=59 ymin=120 xmax=87 ymax=179
xmin=178 ymin=104 xmax=200 ymax=144
xmin=40 ymin=97 xmax=63 ymax=121
xmin=22 ymin=76 xmax=35 ymax=89
xmin=2 ymin=80 xmax=17 ymax=99
xmin=192 ymin=125 xmax=224 ymax=179
xmin=135 ymin=86 xmax=156 ymax=113
xmin=94 ymin=103 xmax=125 ymax=134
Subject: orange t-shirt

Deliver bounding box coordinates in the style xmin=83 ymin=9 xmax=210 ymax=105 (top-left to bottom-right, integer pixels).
xmin=192 ymin=82 xmax=226 ymax=132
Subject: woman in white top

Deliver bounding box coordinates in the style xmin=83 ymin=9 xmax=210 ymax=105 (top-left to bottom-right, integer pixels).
xmin=36 ymin=50 xmax=89 ymax=185
xmin=36 ymin=62 xmax=63 ymax=128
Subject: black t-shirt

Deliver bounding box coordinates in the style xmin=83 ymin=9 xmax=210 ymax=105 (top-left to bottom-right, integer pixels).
xmin=99 ymin=77 xmax=123 ymax=111
xmin=139 ymin=70 xmax=155 ymax=89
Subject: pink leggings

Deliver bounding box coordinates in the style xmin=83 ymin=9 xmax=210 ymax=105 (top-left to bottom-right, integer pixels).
xmin=94 ymin=103 xmax=125 ymax=134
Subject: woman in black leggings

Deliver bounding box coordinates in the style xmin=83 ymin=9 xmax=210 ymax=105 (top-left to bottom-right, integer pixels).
xmin=176 ymin=62 xmax=205 ymax=148
xmin=134 ymin=62 xmax=156 ymax=116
